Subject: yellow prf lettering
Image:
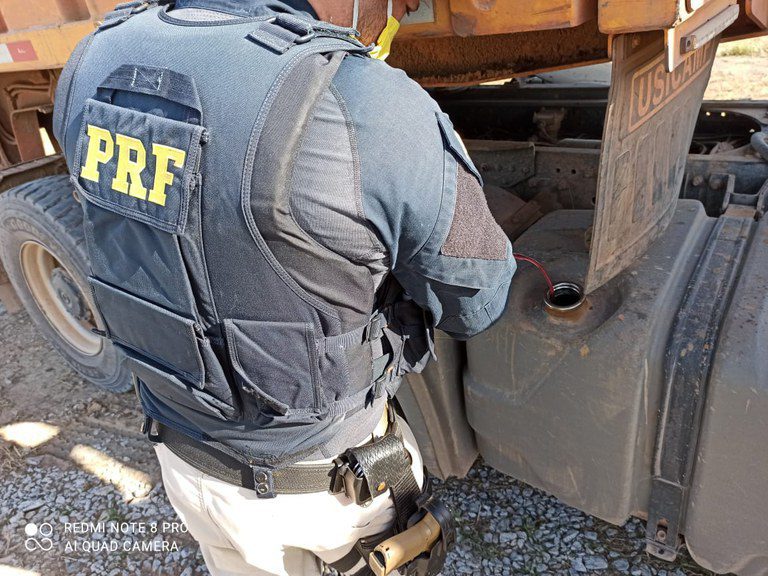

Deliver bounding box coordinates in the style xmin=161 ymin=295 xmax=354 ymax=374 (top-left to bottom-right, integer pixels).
xmin=81 ymin=125 xmax=114 ymax=183
xmin=112 ymin=134 xmax=148 ymax=200
xmin=80 ymin=123 xmax=186 ymax=207
xmin=149 ymin=143 xmax=186 ymax=207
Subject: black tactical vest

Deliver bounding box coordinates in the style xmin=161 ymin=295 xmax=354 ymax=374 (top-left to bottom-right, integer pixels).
xmin=54 ymin=1 xmax=432 ymax=468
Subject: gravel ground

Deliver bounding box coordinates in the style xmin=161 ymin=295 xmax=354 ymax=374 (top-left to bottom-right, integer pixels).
xmin=0 ymin=306 xmax=721 ymax=576
xmin=434 ymin=469 xmax=715 ymax=576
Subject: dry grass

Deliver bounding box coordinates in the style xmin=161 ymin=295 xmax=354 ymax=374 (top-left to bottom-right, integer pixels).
xmin=717 ymin=35 xmax=768 ymax=57
xmin=0 ymin=442 xmax=28 ymax=475
xmin=706 ymin=36 xmax=768 ymax=100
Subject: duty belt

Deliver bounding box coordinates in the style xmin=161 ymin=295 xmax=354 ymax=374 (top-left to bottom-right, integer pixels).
xmin=156 ymin=424 xmax=341 ymax=495
xmin=146 ymin=405 xmax=415 ymax=509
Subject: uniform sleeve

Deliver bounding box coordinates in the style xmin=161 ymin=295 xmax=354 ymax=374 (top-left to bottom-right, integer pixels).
xmin=391 ymin=113 xmax=516 ymax=340
xmin=331 ymin=56 xmax=516 ymax=340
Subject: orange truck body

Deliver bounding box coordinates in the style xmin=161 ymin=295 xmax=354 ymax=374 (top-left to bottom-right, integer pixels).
xmin=0 ymin=0 xmax=765 ymax=77
xmin=0 ymin=0 xmax=763 ymax=191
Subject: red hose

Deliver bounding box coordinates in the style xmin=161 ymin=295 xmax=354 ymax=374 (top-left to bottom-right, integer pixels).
xmin=514 ymin=254 xmax=555 ymax=296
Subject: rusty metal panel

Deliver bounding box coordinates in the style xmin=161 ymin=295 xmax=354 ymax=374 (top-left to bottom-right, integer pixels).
xmin=585 ymin=32 xmax=718 ymax=293
xmin=599 ymin=0 xmax=752 ymax=36
xmin=599 ymin=0 xmax=684 ymax=33
xmin=84 ymin=0 xmax=123 ymax=19
xmin=398 ymin=0 xmax=597 ymax=39
xmin=0 ymin=21 xmax=93 ymax=73
xmin=390 ymin=20 xmax=610 ymax=87
xmin=400 ymin=0 xmax=762 ymax=43
xmin=746 ymin=0 xmax=768 ymax=26
xmin=0 ymin=0 xmax=87 ymax=31
xmin=448 ymin=0 xmax=597 ymax=36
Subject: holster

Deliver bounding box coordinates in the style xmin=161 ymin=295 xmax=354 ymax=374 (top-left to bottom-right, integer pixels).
xmin=364 ymin=481 xmax=455 ymax=576
xmin=329 ymin=407 xmax=454 ymax=576
xmin=401 ymin=487 xmax=455 ymax=576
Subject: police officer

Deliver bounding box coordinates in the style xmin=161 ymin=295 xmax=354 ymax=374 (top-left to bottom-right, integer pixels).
xmin=53 ymin=0 xmax=516 ymax=574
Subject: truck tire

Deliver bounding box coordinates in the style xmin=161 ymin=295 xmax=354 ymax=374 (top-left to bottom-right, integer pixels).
xmin=0 ymin=175 xmax=131 ymax=392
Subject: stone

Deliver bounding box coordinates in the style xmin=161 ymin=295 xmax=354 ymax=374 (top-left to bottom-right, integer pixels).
xmin=571 ymin=558 xmax=587 ymax=573
xmin=583 ymin=556 xmax=609 ymax=570
xmin=613 ymin=559 xmax=630 ymax=572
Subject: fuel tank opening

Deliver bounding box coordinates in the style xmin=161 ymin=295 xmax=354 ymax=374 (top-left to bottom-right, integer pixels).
xmin=544 ymin=282 xmax=585 ymax=315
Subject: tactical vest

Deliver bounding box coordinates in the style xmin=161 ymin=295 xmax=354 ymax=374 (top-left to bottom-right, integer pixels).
xmin=55 ymin=1 xmax=433 ymax=468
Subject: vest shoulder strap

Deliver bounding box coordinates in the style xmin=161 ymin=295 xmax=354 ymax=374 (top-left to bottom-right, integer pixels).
xmin=98 ymin=1 xmax=170 ymax=31
xmin=98 ymin=2 xmax=369 ymax=59
xmin=247 ymin=13 xmax=366 ymax=54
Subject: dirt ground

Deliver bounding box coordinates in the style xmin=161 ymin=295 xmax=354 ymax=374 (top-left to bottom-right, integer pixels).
xmin=706 ymin=56 xmax=768 ymax=99
xmin=706 ymin=37 xmax=768 ymax=99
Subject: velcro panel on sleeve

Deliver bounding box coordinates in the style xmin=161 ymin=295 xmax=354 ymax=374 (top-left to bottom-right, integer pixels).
xmin=440 ymin=163 xmax=508 ymax=260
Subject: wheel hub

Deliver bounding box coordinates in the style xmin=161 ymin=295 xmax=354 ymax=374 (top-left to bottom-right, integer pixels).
xmin=19 ymin=241 xmax=102 ymax=357
xmin=50 ymin=267 xmax=89 ymax=322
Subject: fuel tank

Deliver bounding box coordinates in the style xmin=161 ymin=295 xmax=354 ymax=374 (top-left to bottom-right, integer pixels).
xmin=464 ymin=200 xmax=768 ymax=575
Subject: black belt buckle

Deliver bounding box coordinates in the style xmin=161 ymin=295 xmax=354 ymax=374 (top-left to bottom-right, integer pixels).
xmin=252 ymin=467 xmax=276 ymax=499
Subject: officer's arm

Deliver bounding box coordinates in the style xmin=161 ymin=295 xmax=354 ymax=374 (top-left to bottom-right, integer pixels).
xmin=335 ymin=58 xmax=516 ymax=340
xmin=387 ymin=125 xmax=516 ymax=340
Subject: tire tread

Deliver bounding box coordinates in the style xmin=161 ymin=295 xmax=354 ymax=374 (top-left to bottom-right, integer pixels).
xmin=0 ymin=175 xmax=86 ymax=249
xmin=0 ymin=175 xmax=130 ymax=393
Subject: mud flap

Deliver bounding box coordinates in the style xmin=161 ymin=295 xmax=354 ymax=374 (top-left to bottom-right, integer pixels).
xmin=585 ymin=32 xmax=719 ymax=293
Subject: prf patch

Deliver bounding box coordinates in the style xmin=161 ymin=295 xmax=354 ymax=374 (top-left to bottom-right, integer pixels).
xmin=81 ymin=124 xmax=186 ymax=207
xmin=75 ymin=99 xmax=204 ymax=235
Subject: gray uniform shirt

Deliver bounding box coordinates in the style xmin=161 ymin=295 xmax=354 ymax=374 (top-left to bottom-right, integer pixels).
xmin=167 ymin=0 xmax=517 ymax=339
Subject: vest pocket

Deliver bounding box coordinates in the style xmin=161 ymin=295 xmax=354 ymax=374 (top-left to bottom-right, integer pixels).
xmin=73 ymin=98 xmax=204 ymax=236
xmin=319 ymin=332 xmax=369 ymax=404
xmin=224 ymin=319 xmax=322 ymax=416
xmin=90 ymin=277 xmax=205 ymax=383
xmin=89 ymin=277 xmax=239 ymax=418
xmin=127 ymin=354 xmax=234 ymax=421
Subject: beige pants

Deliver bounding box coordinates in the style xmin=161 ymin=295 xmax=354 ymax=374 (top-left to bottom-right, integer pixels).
xmin=154 ymin=417 xmax=423 ymax=576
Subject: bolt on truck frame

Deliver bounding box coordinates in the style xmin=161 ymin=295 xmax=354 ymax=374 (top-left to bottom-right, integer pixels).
xmin=0 ymin=1 xmax=766 ymax=574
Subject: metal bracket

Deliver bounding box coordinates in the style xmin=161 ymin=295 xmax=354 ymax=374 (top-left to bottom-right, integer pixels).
xmin=664 ymin=0 xmax=738 ymax=72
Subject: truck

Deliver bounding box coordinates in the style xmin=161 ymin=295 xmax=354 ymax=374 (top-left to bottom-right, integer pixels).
xmin=0 ymin=1 xmax=765 ymax=574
